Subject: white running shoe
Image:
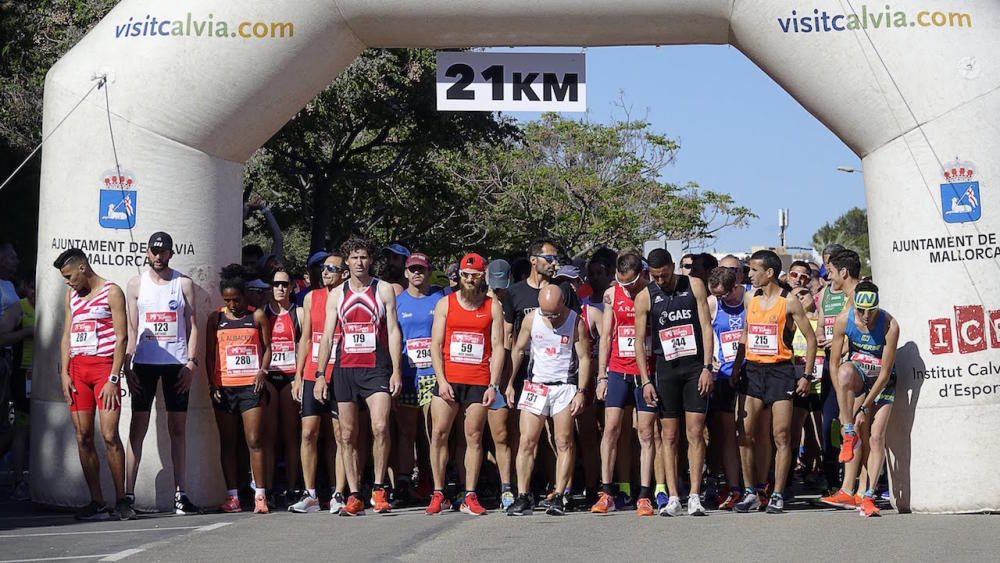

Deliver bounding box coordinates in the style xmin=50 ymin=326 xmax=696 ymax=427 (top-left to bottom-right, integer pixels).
xmin=734 ymin=492 xmax=761 ymax=513
xmin=288 ymin=493 xmax=319 ymax=514
xmin=659 ymin=496 xmax=683 ymax=517
xmin=329 ymin=492 xmax=346 ymax=514
xmin=687 ymin=494 xmax=707 ymax=516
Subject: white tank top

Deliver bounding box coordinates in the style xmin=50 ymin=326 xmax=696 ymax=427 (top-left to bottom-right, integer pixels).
xmin=529 ymin=310 xmax=579 ymax=384
xmin=134 ymin=269 xmax=188 ymax=364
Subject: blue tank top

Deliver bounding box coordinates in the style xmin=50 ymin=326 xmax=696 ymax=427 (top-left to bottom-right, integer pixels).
xmin=845 ymin=308 xmax=888 ymax=359
xmin=397 ymin=290 xmax=444 ymax=379
xmin=712 ymin=297 xmax=745 ymax=378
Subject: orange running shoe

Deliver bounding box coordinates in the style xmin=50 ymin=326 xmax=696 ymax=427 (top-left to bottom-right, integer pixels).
xmin=859 ymin=496 xmax=880 ymax=517
xmin=253 ymin=495 xmax=269 ymax=514
xmin=636 ymin=497 xmax=654 ymax=516
xmin=718 ymin=489 xmax=742 ymax=511
xmin=341 ymin=494 xmax=366 ymax=516
xmin=591 ymin=491 xmax=616 ymax=514
xmin=219 ymin=495 xmax=241 ymax=513
xmin=372 ymin=488 xmax=392 ymax=514
xmin=839 ymin=433 xmax=860 ymax=463
xmin=819 ymin=489 xmax=857 ymax=509
xmin=426 ymin=491 xmax=446 ymax=515
xmin=461 ymin=493 xmax=488 ymax=516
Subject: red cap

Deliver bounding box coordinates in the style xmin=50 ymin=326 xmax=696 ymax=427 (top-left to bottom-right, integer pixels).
xmin=459 ymin=253 xmax=487 ymax=273
xmin=405 ymin=252 xmax=431 ymax=269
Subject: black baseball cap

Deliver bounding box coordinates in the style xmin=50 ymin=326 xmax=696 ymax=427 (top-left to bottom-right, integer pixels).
xmin=148 ymin=232 xmax=173 ymax=251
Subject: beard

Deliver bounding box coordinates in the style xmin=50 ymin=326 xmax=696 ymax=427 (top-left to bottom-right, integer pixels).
xmin=460 ymin=283 xmax=484 ymax=302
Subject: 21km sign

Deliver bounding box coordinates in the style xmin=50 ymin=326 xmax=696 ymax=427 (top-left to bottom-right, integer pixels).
xmin=436 ymin=52 xmax=586 ymax=112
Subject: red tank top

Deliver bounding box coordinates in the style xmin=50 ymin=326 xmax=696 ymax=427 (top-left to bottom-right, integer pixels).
xmin=69 ymin=282 xmax=117 ymax=358
xmin=305 ymin=288 xmax=337 ymax=381
xmin=268 ymin=306 xmax=297 ymax=375
xmin=608 ymin=284 xmax=647 ymax=375
xmin=443 ymin=293 xmax=493 ymax=386
xmin=336 ymin=279 xmax=388 ymax=369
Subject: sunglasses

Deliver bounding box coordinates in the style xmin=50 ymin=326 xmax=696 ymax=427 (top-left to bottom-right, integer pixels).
xmin=680 ymin=263 xmax=693 ymax=270
xmin=407 ymin=266 xmax=428 ymax=274
xmin=723 ymin=266 xmax=740 ymax=274
xmin=788 ymin=271 xmax=808 ymax=281
xmin=272 ymin=281 xmax=290 ymax=288
xmin=540 ymin=310 xmax=562 ymax=319
xmin=323 ymin=264 xmax=347 ymax=273
xmin=617 ymin=271 xmax=641 ymax=287
xmin=460 ymin=271 xmax=483 ymax=280
xmin=533 ymin=254 xmax=559 ymax=264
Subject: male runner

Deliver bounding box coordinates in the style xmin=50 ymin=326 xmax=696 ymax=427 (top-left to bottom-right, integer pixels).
xmin=828 ymin=282 xmax=898 ymax=517
xmin=635 ymin=249 xmax=715 ymax=517
xmin=732 ymin=249 xmax=817 ymax=514
xmin=506 ymin=285 xmax=591 ymax=516
xmin=315 ymin=236 xmax=403 ymax=516
xmin=706 ymin=262 xmax=745 ymax=509
xmin=592 ymin=252 xmax=656 ymax=515
xmin=381 ymin=243 xmax=410 ymax=294
xmin=787 ymin=260 xmax=812 ymax=290
xmin=54 ymin=248 xmax=132 ymax=520
xmin=124 ymin=232 xmax=200 ymax=514
xmin=688 ymin=253 xmax=718 ymax=286
xmin=425 ymin=253 xmax=504 ymax=515
xmin=396 ymin=252 xmax=443 ymax=507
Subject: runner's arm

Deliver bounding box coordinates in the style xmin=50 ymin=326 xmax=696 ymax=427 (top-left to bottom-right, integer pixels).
xmin=205 ymin=311 xmax=219 ymax=390
xmin=60 ymin=291 xmax=72 ymax=379
xmin=107 ymin=284 xmax=128 ymax=381
xmin=597 ymin=287 xmax=614 ymax=379
xmin=860 ymin=316 xmax=899 ymax=413
xmin=260 ymin=205 xmax=284 ymax=259
xmin=255 ymin=308 xmax=272 ymax=372
xmin=828 ymin=312 xmax=849 ymax=387
xmin=732 ymin=290 xmax=752 ymax=381
xmin=381 ymin=282 xmax=403 ymax=377
xmin=575 ymin=315 xmax=592 ymax=391
xmin=788 ymin=293 xmax=817 ymax=376
xmin=124 ymin=275 xmax=139 ymax=362
xmin=489 ymin=299 xmax=505 ymax=388
xmin=633 ymin=289 xmax=651 ymax=384
xmin=314 ymin=289 xmax=341 ymax=376
xmin=690 ymin=277 xmax=715 ymax=369
xmin=181 ymin=276 xmax=199 ymax=365
xmin=509 ymin=312 xmax=533 ymax=379
xmin=295 ymin=292 xmax=312 ymax=382
xmin=430 ymin=297 xmax=449 ymax=387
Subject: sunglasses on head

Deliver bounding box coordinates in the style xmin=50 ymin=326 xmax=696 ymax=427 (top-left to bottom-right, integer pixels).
xmin=533 ymin=254 xmax=559 ymax=264
xmin=272 ymin=281 xmax=290 ymax=288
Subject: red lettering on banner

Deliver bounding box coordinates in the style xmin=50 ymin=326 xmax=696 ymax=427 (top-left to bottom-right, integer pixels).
xmin=955 ymin=305 xmax=986 ymax=354
xmin=990 ymin=310 xmax=1000 ymax=349
xmin=928 ymin=318 xmax=953 ymax=355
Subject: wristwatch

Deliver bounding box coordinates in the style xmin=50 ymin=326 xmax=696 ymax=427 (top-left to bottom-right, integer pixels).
xmin=109 ymin=373 xmax=121 ymax=384
xmin=703 ymin=364 xmax=713 ymax=371
xmin=187 ymin=357 xmax=199 ymax=366
xmin=488 ymin=383 xmax=499 ymax=391
xmin=315 ymin=371 xmax=326 ymax=382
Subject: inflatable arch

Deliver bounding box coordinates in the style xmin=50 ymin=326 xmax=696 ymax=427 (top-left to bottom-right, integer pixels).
xmin=34 ymin=0 xmax=999 ymax=514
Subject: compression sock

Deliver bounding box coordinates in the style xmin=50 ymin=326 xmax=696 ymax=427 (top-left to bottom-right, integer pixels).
xmin=617 ymin=482 xmax=632 ymax=497
xmin=654 ymin=484 xmax=667 ymax=497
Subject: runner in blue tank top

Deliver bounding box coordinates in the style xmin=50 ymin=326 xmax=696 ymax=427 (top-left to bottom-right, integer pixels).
xmin=828 ymin=281 xmax=899 ymax=517
xmin=393 ymin=252 xmax=443 ymax=507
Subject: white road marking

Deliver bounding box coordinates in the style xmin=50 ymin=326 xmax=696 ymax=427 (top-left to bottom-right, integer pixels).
xmin=99 ymin=548 xmax=146 ymax=561
xmin=0 ymin=526 xmax=202 ymax=538
xmin=195 ymin=522 xmax=231 ymax=532
xmin=0 ymin=555 xmax=114 ymax=563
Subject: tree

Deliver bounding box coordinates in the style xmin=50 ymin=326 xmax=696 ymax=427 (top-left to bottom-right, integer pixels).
xmin=812 ymin=206 xmax=871 ymax=276
xmin=441 ymin=113 xmax=755 ymax=258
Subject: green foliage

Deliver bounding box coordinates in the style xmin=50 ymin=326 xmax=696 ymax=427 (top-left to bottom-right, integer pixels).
xmin=812 ymin=206 xmax=871 ymax=276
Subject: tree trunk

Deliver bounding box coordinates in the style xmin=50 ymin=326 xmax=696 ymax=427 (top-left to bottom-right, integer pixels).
xmin=310 ymin=180 xmax=332 ymax=252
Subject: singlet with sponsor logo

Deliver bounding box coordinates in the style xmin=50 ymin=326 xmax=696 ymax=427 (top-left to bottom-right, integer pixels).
xmin=529 ymin=310 xmax=579 ymax=385
xmin=69 ymin=282 xmax=117 ymax=358
xmin=305 ymin=288 xmax=338 ymax=381
xmin=398 ymin=290 xmax=444 ymax=379
xmin=648 ymin=275 xmax=704 ymax=369
xmin=443 ymin=293 xmax=493 ymax=386
xmin=845 ymin=308 xmax=893 ymax=377
xmin=214 ymin=307 xmax=261 ymax=387
xmin=267 ymin=303 xmax=300 ymax=375
xmin=820 ymin=288 xmax=848 ymax=344
xmin=134 ymin=269 xmax=187 ymax=365
xmin=336 ymin=278 xmax=389 ymax=369
xmin=712 ymin=295 xmax=745 ymax=378
xmin=745 ymin=288 xmax=794 ymax=364
xmin=609 ymin=284 xmax=649 ymax=375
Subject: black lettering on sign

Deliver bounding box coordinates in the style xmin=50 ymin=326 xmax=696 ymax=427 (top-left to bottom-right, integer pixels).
xmin=513 ymin=72 xmax=540 ymax=101
xmin=445 ymin=64 xmax=475 ymax=100
xmin=543 ymin=73 xmax=578 ymax=102
xmin=481 ymin=64 xmax=504 ymax=101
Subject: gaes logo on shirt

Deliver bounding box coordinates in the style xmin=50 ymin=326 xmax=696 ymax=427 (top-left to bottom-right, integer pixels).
xmin=940 ymin=158 xmax=981 ymax=224
xmin=99 ymin=169 xmax=138 ymax=230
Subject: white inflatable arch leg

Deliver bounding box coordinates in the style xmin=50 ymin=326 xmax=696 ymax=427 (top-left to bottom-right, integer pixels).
xmin=35 ymin=0 xmax=999 ymax=513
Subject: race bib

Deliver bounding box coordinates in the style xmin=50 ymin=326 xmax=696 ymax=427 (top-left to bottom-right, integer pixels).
xmin=406 ymin=337 xmax=433 ymax=369
xmin=144 ymin=311 xmax=178 ymax=342
xmin=748 ymin=324 xmax=779 ymax=356
xmin=812 ymin=356 xmax=825 ymax=379
xmin=720 ymin=330 xmax=741 ymax=363
xmin=271 ymin=340 xmax=296 ymax=371
xmin=517 ymin=381 xmax=549 ymax=415
xmin=311 ymin=332 xmax=337 ymax=365
xmin=659 ymin=324 xmax=697 ymax=361
xmin=450 ymin=331 xmax=485 ymax=364
xmin=851 ymin=352 xmax=882 ymax=376
xmin=823 ymin=317 xmax=836 ymax=341
xmin=343 ymin=322 xmax=376 ymax=354
xmin=70 ymin=321 xmax=98 ymax=355
xmin=226 ymin=345 xmax=260 ymax=376
xmin=617 ymin=326 xmax=651 ymax=358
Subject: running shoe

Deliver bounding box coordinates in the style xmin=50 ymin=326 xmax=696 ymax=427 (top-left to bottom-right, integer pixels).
xmin=461 ymin=493 xmax=488 ymax=516
xmin=288 ymin=493 xmax=320 ymax=513
xmin=392 ymin=483 xmax=414 ymax=509
xmin=501 ymin=490 xmax=516 ymax=511
xmin=372 ymin=488 xmax=392 ymax=514
xmin=819 ymin=489 xmax=857 ymax=509
xmin=340 ymin=494 xmax=365 ymax=516
xmin=415 ymin=477 xmax=433 ymax=501
xmin=655 ymin=492 xmax=669 ymax=512
xmin=175 ymin=493 xmax=200 ymax=515
xmin=545 ymin=494 xmax=566 ymax=516
xmin=860 ymin=496 xmax=881 ymax=518
xmin=219 ymin=495 xmax=242 ymax=513
xmin=75 ymin=501 xmax=110 ymax=521
xmin=614 ymin=491 xmax=635 ymax=510
xmin=718 ymin=488 xmax=742 ymax=511
xmin=538 ymin=489 xmax=558 ymax=510
xmin=687 ymin=494 xmax=706 ymax=516
xmin=114 ymin=498 xmax=136 ymax=521
xmin=636 ymin=497 xmax=654 ymax=516
xmin=253 ymin=495 xmax=269 ymax=514
xmin=591 ymin=491 xmax=616 ymax=514
xmin=659 ymin=496 xmax=682 ymax=517
xmin=507 ymin=494 xmax=533 ymax=516
xmin=758 ymin=483 xmax=772 ymax=510
xmin=765 ymin=494 xmax=784 ymax=514
xmin=426 ymin=491 xmax=447 ymax=515
xmin=329 ymin=492 xmax=346 ymax=514
xmin=839 ymin=432 xmax=861 ymax=463
xmin=733 ymin=492 xmax=760 ymax=513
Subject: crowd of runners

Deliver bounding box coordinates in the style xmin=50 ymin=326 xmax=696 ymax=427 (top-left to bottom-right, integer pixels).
xmin=0 ymin=221 xmax=898 ymax=522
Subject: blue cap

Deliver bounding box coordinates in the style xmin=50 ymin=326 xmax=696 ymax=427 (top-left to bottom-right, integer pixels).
xmin=307 ymin=251 xmax=330 ymax=268
xmin=555 ymin=265 xmax=582 ymax=280
xmin=385 ymin=243 xmax=411 ymax=257
xmin=487 ymin=259 xmax=511 ymax=290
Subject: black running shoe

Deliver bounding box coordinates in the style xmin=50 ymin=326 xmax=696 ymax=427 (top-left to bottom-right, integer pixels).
xmin=115 ymin=498 xmax=136 ymax=521
xmin=175 ymin=493 xmax=201 ymax=515
xmin=545 ymin=494 xmax=566 ymax=516
xmin=75 ymin=501 xmax=110 ymax=521
xmin=507 ymin=494 xmax=533 ymax=516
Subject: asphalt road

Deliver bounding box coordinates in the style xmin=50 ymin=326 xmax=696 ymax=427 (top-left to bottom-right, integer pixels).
xmin=1 ymin=495 xmax=997 ymax=562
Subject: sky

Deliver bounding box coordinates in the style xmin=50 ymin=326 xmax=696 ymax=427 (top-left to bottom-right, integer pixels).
xmin=495 ymin=45 xmax=866 ymax=254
